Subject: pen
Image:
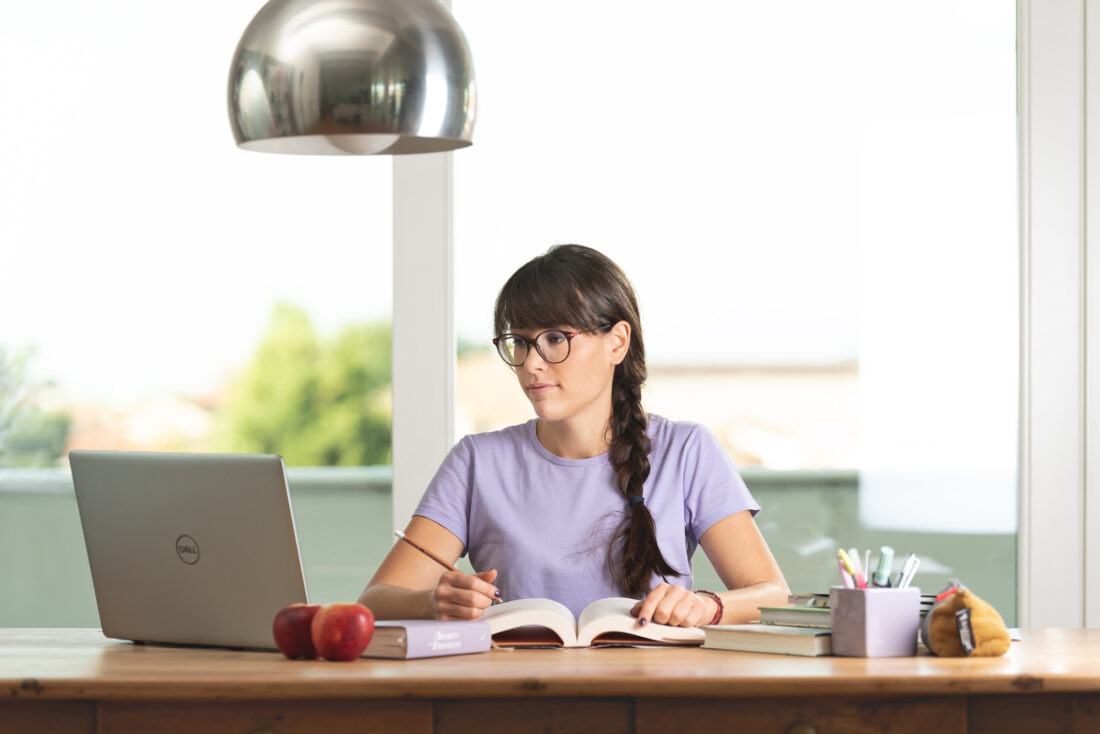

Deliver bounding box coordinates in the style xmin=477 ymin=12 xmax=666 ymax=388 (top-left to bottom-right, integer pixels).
xmin=892 ymin=553 xmax=913 ymax=587
xmin=894 ymin=553 xmax=920 ymax=588
xmin=394 ymin=530 xmax=504 ymax=603
xmin=898 ymin=555 xmax=921 ymax=588
xmin=395 ymin=529 xmax=459 ymax=572
xmin=837 ymin=548 xmax=866 ymax=589
xmin=873 ymin=546 xmax=894 ymax=587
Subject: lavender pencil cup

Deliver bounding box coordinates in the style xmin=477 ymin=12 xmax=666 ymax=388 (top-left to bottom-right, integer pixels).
xmin=829 ymin=586 xmax=921 ymax=657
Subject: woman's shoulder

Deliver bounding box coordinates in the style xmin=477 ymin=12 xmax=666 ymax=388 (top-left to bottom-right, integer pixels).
xmin=455 ymin=419 xmax=536 ymax=452
xmin=647 ymin=413 xmax=709 ymax=440
xmin=647 ymin=414 xmax=723 ymax=453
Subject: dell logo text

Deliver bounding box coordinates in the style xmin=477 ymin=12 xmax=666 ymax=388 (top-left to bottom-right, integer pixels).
xmin=175 ymin=534 xmax=200 ymax=565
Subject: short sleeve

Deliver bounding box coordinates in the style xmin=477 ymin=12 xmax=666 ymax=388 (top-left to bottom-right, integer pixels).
xmin=680 ymin=423 xmax=759 ymax=544
xmin=412 ymin=436 xmax=475 ymax=551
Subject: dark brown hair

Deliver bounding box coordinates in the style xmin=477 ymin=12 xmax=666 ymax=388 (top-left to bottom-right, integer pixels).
xmin=493 ymin=244 xmax=680 ymax=596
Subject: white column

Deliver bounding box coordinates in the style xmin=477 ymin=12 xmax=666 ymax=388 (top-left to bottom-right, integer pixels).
xmin=1018 ymin=0 xmax=1087 ymax=627
xmin=391 ymin=152 xmax=455 ymax=532
xmin=1086 ymin=0 xmax=1100 ymax=628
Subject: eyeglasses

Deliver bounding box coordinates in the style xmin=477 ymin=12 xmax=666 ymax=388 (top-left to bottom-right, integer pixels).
xmin=492 ymin=325 xmax=611 ymax=367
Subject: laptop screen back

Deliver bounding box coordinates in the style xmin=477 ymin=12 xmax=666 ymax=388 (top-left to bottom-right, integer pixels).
xmin=70 ymin=450 xmax=309 ymax=650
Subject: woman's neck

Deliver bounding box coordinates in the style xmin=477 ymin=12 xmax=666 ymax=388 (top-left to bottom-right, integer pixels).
xmin=535 ymin=417 xmax=610 ymax=460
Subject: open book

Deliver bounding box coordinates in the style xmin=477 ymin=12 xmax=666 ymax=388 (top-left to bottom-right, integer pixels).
xmin=481 ymin=596 xmax=705 ymax=648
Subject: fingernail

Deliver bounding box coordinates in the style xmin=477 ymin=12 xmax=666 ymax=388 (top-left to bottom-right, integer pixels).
xmin=493 ymin=589 xmax=502 ymax=598
xmin=639 ymin=617 xmax=648 ymax=626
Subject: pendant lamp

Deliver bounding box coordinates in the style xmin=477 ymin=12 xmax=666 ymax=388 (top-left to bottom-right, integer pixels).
xmin=228 ymin=0 xmax=475 ymax=155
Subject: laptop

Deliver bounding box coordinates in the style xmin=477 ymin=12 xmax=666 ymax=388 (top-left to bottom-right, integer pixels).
xmin=70 ymin=450 xmax=310 ymax=650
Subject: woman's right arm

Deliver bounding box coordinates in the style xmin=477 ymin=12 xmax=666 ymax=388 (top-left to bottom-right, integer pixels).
xmin=356 ymin=516 xmax=500 ymax=620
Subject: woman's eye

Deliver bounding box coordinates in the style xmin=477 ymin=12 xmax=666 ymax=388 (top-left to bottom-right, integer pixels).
xmin=542 ymin=332 xmax=567 ymax=346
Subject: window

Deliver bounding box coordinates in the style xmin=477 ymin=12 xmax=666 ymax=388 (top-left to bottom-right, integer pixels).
xmin=0 ymin=1 xmax=393 ymax=467
xmin=0 ymin=1 xmax=394 ymax=624
xmin=452 ymin=0 xmax=1018 ymax=620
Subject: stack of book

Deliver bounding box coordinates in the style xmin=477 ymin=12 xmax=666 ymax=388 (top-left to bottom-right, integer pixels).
xmin=702 ymin=592 xmax=834 ymax=657
xmin=702 ymin=591 xmax=938 ymax=657
xmin=757 ymin=599 xmax=832 ymax=629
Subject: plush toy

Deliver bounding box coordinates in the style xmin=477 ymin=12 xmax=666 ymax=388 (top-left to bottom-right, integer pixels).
xmin=920 ymin=580 xmax=1011 ymax=657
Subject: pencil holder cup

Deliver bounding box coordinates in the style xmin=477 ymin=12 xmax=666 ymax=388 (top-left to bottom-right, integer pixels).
xmin=829 ymin=586 xmax=921 ymax=657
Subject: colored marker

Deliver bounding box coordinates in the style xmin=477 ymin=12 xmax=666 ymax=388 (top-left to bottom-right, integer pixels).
xmin=873 ymin=546 xmax=894 ymax=587
xmin=837 ymin=548 xmax=866 ymax=588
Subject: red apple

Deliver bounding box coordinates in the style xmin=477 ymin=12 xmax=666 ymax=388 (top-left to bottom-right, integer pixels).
xmin=272 ymin=603 xmax=321 ymax=659
xmin=310 ymin=602 xmax=375 ymax=661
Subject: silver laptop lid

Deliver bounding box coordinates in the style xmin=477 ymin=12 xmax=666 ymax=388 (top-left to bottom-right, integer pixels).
xmin=70 ymin=450 xmax=309 ymax=650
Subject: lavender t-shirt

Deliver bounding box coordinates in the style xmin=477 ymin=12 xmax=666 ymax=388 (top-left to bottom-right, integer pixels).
xmin=413 ymin=414 xmax=759 ymax=617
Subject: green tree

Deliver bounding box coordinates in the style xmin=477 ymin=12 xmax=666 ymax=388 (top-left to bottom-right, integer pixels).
xmin=215 ymin=304 xmax=392 ymax=466
xmin=0 ymin=346 xmax=72 ymax=468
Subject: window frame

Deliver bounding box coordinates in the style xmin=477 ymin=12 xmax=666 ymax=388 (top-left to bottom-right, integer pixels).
xmin=1016 ymin=0 xmax=1095 ymax=628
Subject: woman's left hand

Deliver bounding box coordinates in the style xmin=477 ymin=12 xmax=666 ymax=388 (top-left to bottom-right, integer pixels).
xmin=631 ymin=583 xmax=717 ymax=628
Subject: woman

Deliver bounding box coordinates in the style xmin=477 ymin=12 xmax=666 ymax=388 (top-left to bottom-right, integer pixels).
xmin=359 ymin=244 xmax=788 ymax=627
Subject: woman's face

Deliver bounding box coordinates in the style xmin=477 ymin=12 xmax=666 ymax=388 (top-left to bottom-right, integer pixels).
xmin=510 ymin=322 xmax=630 ymax=426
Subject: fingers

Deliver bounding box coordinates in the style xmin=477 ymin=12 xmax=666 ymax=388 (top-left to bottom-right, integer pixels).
xmin=431 ymin=569 xmax=501 ymax=620
xmin=477 ymin=569 xmax=504 ymax=603
xmin=634 ymin=584 xmax=709 ymax=628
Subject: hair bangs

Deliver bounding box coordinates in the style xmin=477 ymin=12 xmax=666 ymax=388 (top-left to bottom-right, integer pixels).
xmin=494 ymin=259 xmax=602 ymax=336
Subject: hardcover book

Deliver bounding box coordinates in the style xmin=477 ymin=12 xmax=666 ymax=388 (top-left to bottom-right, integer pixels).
xmin=702 ymin=623 xmax=833 ymax=657
xmin=786 ymin=592 xmax=830 ymax=608
xmin=481 ymin=596 xmax=705 ymax=648
xmin=757 ymin=605 xmax=832 ymax=628
xmin=361 ymin=619 xmax=492 ymax=659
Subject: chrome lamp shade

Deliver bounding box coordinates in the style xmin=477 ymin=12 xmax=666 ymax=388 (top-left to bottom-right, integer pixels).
xmin=228 ymin=0 xmax=475 ymax=155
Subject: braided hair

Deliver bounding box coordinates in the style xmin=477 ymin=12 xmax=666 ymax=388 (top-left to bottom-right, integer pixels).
xmin=493 ymin=244 xmax=680 ymax=597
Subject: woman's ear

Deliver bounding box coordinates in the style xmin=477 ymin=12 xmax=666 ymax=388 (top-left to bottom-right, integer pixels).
xmin=607 ymin=321 xmax=631 ymax=365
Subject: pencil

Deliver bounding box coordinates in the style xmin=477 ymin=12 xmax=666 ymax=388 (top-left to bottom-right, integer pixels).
xmin=393 ymin=529 xmax=504 ymax=604
xmin=394 ymin=529 xmax=460 ymax=572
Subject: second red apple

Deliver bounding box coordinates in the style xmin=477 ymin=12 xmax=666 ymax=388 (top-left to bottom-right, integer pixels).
xmin=310 ymin=602 xmax=375 ymax=661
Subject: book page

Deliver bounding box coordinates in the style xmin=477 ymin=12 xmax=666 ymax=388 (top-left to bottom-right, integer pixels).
xmin=576 ymin=597 xmax=705 ymax=647
xmin=480 ymin=597 xmax=578 ymax=647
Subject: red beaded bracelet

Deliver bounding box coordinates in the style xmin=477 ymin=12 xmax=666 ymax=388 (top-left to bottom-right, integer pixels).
xmin=695 ymin=590 xmax=724 ymax=625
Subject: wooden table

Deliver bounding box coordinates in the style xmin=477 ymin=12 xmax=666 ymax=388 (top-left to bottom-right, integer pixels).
xmin=3 ymin=628 xmax=1099 ymax=733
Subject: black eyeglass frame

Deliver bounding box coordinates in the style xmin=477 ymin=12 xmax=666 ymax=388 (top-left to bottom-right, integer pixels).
xmin=492 ymin=324 xmax=613 ymax=367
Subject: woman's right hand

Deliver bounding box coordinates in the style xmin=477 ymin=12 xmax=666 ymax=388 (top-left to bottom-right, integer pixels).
xmin=431 ymin=568 xmax=500 ymax=620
